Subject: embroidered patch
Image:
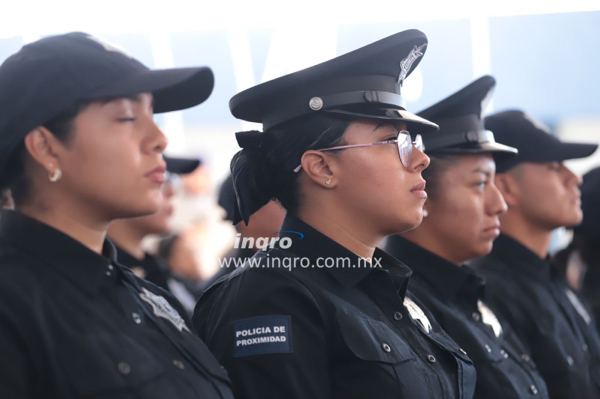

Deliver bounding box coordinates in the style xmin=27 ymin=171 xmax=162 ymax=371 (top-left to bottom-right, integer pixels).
xmin=234 ymin=315 xmax=292 ymax=357
xmin=398 ymin=43 xmax=427 ymax=85
xmin=139 ymin=287 xmax=190 ymax=332
xmin=404 ymin=297 xmax=432 ymax=333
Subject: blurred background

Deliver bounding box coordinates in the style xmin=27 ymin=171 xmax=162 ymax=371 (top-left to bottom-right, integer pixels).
xmin=2 ymin=0 xmax=599 ymax=280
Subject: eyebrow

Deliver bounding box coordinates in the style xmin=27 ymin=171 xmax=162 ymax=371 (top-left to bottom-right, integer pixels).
xmin=100 ymin=94 xmax=154 ymax=109
xmin=372 ymin=122 xmax=388 ymax=132
xmin=472 ymin=167 xmax=491 ymax=176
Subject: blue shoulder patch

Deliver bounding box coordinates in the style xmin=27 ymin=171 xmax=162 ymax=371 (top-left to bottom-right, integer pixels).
xmin=234 ymin=315 xmax=292 ymax=357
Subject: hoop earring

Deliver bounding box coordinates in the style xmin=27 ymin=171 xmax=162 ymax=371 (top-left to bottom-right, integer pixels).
xmin=49 ymin=169 xmax=62 ymax=183
xmin=325 ymin=179 xmax=331 ymax=185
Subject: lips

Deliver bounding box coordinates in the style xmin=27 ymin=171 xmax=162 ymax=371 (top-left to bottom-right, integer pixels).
xmin=411 ymin=180 xmax=427 ymax=199
xmin=145 ymin=164 xmax=166 ymax=184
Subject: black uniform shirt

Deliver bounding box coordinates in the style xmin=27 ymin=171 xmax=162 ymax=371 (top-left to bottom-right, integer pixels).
xmin=385 ymin=235 xmax=549 ymax=399
xmin=193 ymin=214 xmax=476 ymax=399
xmin=472 ymin=233 xmax=600 ymax=399
xmin=0 ymin=209 xmax=234 ymax=399
xmin=114 ymin=247 xmax=200 ymax=316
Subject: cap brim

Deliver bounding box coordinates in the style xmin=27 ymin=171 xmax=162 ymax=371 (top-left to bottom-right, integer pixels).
xmin=427 ymin=141 xmax=518 ymax=161
xmin=89 ymin=67 xmax=214 ymax=113
xmin=326 ymin=108 xmax=439 ymax=134
xmin=553 ymin=142 xmax=598 ymax=161
xmin=164 ymin=156 xmax=201 ymax=174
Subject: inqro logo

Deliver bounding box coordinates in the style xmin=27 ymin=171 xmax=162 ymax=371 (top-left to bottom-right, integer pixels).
xmin=234 ymin=230 xmax=304 ymax=251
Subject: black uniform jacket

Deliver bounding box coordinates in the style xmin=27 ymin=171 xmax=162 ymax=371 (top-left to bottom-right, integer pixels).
xmin=472 ymin=233 xmax=600 ymax=399
xmin=114 ymin=247 xmax=200 ymax=316
xmin=0 ymin=209 xmax=234 ymax=399
xmin=193 ymin=214 xmax=476 ymax=399
xmin=385 ymin=235 xmax=549 ymax=399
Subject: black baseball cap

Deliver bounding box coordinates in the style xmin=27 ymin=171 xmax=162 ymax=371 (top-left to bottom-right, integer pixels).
xmin=0 ymin=32 xmax=214 ymax=175
xmin=229 ymin=29 xmax=438 ymax=134
xmin=484 ymin=110 xmax=598 ymax=173
xmin=417 ymin=75 xmax=517 ymax=159
xmin=575 ymin=166 xmax=600 ymax=233
xmin=164 ymin=156 xmax=201 ymax=175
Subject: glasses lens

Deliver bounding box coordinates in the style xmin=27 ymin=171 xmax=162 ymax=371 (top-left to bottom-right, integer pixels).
xmin=414 ymin=134 xmax=424 ymax=151
xmin=397 ymin=131 xmax=412 ymax=168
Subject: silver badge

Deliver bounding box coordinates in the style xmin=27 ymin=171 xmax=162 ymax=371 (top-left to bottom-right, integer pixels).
xmin=309 ymin=97 xmax=323 ymax=111
xmin=398 ymin=43 xmax=427 ymax=85
xmin=139 ymin=287 xmax=190 ymax=332
xmin=404 ymin=296 xmax=432 ymax=333
xmin=478 ymin=300 xmax=503 ymax=338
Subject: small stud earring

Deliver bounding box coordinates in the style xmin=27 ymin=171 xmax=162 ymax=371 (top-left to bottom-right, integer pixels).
xmin=325 ymin=179 xmax=331 ymax=185
xmin=422 ymin=209 xmax=428 ymax=217
xmin=49 ymin=169 xmax=62 ymax=183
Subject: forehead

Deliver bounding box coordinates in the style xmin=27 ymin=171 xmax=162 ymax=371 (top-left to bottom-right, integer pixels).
xmin=438 ymin=153 xmax=496 ymax=179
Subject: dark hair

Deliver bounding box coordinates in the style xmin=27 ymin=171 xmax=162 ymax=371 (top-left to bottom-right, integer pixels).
xmin=555 ymin=230 xmax=600 ymax=275
xmin=233 ymin=113 xmax=352 ymax=215
xmin=2 ymin=102 xmax=87 ymax=206
xmin=421 ymin=153 xmax=461 ymax=201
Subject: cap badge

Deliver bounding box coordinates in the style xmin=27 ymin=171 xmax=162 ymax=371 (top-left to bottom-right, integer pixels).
xmin=309 ymin=97 xmax=324 ymax=111
xmin=398 ymin=43 xmax=427 ymax=85
xmin=85 ymin=34 xmax=133 ymax=59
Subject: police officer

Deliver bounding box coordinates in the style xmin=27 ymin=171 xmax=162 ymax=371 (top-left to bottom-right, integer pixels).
xmin=108 ymin=156 xmax=202 ymax=315
xmin=0 ymin=33 xmax=234 ymax=398
xmin=471 ymin=110 xmax=600 ymax=399
xmin=555 ymin=167 xmax=600 ymax=329
xmin=384 ymin=76 xmax=549 ymax=398
xmin=193 ymin=30 xmax=476 ymax=399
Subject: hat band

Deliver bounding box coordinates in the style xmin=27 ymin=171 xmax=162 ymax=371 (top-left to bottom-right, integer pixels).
xmin=425 ymin=129 xmax=495 ymax=152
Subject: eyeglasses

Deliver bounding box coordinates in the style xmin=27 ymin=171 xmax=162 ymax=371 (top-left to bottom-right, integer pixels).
xmin=293 ymin=130 xmax=423 ymax=172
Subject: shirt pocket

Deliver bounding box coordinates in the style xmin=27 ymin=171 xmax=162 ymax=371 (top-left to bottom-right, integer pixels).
xmin=57 ymin=331 xmax=166 ymax=396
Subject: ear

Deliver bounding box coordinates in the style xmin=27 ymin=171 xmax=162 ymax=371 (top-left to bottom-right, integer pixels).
xmin=23 ymin=126 xmax=64 ymax=175
xmin=299 ymin=150 xmax=336 ymax=188
xmin=494 ymin=173 xmax=519 ymax=207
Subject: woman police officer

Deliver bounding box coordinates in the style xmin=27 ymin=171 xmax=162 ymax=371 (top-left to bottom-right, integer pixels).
xmin=384 ymin=76 xmax=549 ymax=399
xmin=193 ymin=29 xmax=477 ymax=399
xmin=0 ymin=32 xmax=234 ymax=398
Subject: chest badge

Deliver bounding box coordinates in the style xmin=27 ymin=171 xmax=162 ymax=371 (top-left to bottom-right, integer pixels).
xmin=478 ymin=300 xmax=502 ymax=338
xmin=404 ymin=297 xmax=432 ymax=333
xmin=139 ymin=287 xmax=190 ymax=333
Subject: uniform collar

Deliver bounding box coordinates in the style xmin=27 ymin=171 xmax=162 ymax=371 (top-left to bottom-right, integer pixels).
xmin=0 ymin=209 xmax=118 ymax=296
xmin=279 ymin=214 xmax=412 ymax=290
xmin=385 ymin=234 xmax=484 ymax=303
xmin=489 ymin=233 xmax=555 ymax=282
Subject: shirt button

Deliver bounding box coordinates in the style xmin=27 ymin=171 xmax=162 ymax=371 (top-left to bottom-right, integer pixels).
xmin=500 ymin=349 xmax=508 ymax=358
xmin=521 ymin=354 xmax=530 ymax=362
xmin=427 ymin=354 xmax=436 ymax=363
xmin=485 ymin=344 xmax=492 ymax=353
xmin=393 ymin=311 xmax=403 ymax=321
xmin=567 ymin=356 xmax=574 ymax=366
xmin=172 ymin=360 xmax=185 ymax=370
xmin=108 ymin=265 xmax=114 ymax=271
xmin=118 ymin=362 xmax=131 ymax=375
xmin=583 ymin=344 xmax=589 ymax=352
xmin=382 ymin=343 xmax=392 ymax=353
xmin=132 ymin=313 xmax=142 ymax=324
xmin=106 ymin=271 xmax=112 ymax=277
xmin=472 ymin=312 xmax=481 ymax=321
xmin=529 ymin=385 xmax=538 ymax=395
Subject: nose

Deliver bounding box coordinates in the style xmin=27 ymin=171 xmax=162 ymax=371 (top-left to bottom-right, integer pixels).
xmin=562 ymin=164 xmax=582 ymax=186
xmin=146 ymin=120 xmax=168 ymax=155
xmin=410 ymin=146 xmax=430 ymax=173
xmin=487 ymin=181 xmax=508 ymax=216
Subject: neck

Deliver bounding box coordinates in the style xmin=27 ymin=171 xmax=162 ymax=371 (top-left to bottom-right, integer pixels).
xmin=107 ymin=220 xmax=146 ymax=259
xmin=400 ymin=224 xmax=464 ymax=266
xmin=18 ymin=199 xmax=109 ymax=254
xmin=499 ymin=213 xmax=551 ymax=259
xmin=296 ymin=205 xmax=379 ymax=260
